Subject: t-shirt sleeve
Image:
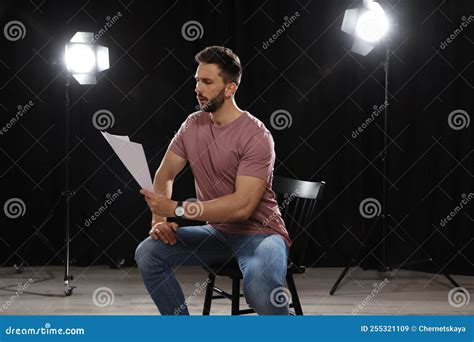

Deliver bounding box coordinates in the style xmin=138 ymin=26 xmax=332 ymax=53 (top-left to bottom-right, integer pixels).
xmin=168 ymin=119 xmax=189 ymax=159
xmin=237 ymin=131 xmax=275 ymax=183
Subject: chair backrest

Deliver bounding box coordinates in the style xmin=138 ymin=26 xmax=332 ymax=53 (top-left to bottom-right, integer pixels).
xmin=272 ymin=176 xmax=326 ymax=267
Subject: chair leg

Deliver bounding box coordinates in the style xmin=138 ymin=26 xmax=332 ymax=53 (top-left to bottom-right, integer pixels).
xmin=231 ymin=277 xmax=240 ymax=315
xmin=202 ymin=273 xmax=215 ymax=315
xmin=286 ymin=274 xmax=303 ymax=315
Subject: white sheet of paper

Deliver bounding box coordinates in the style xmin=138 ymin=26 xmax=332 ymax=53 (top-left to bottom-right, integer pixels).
xmin=101 ymin=132 xmax=153 ymax=192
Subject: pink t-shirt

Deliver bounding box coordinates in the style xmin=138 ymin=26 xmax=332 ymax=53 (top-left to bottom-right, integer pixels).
xmin=169 ymin=110 xmax=291 ymax=247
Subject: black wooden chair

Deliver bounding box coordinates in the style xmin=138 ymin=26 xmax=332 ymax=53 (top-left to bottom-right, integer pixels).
xmin=202 ymin=176 xmax=326 ymax=315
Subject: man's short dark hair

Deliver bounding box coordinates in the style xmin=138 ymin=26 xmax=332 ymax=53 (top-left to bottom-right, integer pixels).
xmin=195 ymin=46 xmax=242 ymax=85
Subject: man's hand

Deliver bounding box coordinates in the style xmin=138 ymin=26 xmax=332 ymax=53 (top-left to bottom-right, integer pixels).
xmin=149 ymin=221 xmax=179 ymax=244
xmin=140 ymin=189 xmax=177 ymax=218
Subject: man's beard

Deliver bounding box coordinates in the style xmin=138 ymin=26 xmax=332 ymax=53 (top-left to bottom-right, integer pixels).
xmin=200 ymin=88 xmax=225 ymax=113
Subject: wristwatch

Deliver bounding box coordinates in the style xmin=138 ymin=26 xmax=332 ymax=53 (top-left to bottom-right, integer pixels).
xmin=175 ymin=201 xmax=185 ymax=218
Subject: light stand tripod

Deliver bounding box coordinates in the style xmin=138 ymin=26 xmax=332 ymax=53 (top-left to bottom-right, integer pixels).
xmin=330 ymin=42 xmax=460 ymax=295
xmin=13 ymin=32 xmax=109 ymax=296
xmin=14 ymin=74 xmax=76 ymax=296
xmin=63 ymin=75 xmax=75 ymax=296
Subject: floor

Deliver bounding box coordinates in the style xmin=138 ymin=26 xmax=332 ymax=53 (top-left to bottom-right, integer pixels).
xmin=0 ymin=266 xmax=472 ymax=315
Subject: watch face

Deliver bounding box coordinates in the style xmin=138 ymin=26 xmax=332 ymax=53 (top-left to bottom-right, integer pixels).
xmin=175 ymin=206 xmax=185 ymax=217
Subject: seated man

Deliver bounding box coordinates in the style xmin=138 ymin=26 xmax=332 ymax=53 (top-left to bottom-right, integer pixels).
xmin=135 ymin=46 xmax=291 ymax=315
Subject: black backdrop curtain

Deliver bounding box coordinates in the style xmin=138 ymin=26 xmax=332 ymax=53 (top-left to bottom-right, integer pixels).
xmin=0 ymin=0 xmax=472 ymax=275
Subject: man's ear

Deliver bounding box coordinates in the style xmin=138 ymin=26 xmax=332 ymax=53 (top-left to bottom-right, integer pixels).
xmin=225 ymin=82 xmax=238 ymax=97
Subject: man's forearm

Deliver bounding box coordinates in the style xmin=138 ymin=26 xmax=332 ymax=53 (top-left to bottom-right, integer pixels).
xmin=152 ymin=170 xmax=174 ymax=225
xmin=143 ymin=175 xmax=261 ymax=224
xmin=183 ymin=192 xmax=249 ymax=223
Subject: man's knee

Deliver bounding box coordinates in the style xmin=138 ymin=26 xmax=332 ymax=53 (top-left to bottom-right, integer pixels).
xmin=135 ymin=237 xmax=166 ymax=273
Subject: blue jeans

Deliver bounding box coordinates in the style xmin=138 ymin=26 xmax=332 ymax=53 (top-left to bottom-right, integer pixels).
xmin=135 ymin=224 xmax=289 ymax=315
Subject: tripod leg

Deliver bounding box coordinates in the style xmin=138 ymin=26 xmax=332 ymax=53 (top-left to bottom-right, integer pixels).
xmin=330 ymin=266 xmax=351 ymax=295
xmin=330 ymin=242 xmax=369 ymax=295
xmin=443 ymin=272 xmax=460 ymax=288
xmin=330 ymin=216 xmax=382 ymax=295
xmin=11 ymin=195 xmax=65 ymax=272
xmin=386 ymin=215 xmax=461 ymax=289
